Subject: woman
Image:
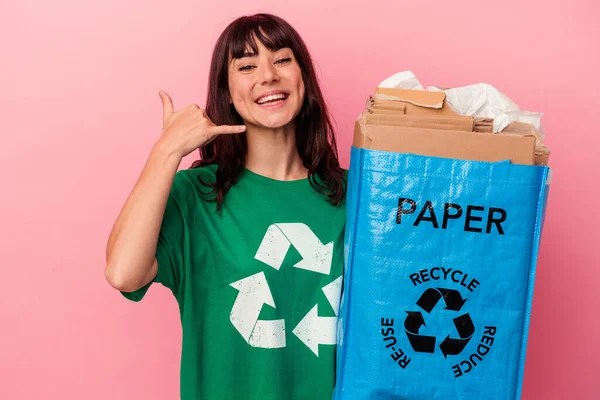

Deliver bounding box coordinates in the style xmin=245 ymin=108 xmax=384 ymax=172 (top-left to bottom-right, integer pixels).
xmin=105 ymin=13 xmax=347 ymax=400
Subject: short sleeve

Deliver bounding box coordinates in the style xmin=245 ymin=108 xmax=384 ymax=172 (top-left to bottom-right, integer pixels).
xmin=120 ymin=176 xmax=186 ymax=302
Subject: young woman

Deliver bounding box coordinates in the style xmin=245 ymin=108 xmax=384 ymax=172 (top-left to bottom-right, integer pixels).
xmin=105 ymin=13 xmax=346 ymax=400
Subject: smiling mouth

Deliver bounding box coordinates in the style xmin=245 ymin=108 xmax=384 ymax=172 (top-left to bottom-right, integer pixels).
xmin=256 ymin=93 xmax=289 ymax=106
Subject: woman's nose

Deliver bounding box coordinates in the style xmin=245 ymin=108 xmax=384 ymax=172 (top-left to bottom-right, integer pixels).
xmin=259 ymin=62 xmax=280 ymax=84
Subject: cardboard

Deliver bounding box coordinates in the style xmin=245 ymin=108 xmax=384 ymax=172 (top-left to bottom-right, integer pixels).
xmin=500 ymin=121 xmax=550 ymax=166
xmin=371 ymin=89 xmax=458 ymax=116
xmin=361 ymin=87 xmax=548 ymax=166
xmin=353 ymin=117 xmax=536 ymax=165
xmin=399 ymin=101 xmax=459 ymax=116
xmin=500 ymin=121 xmax=539 ymax=137
xmin=474 ymin=117 xmax=494 ymax=133
xmin=534 ymin=151 xmax=549 ymax=166
xmin=367 ymin=96 xmax=407 ymax=113
xmin=364 ymin=113 xmax=474 ymax=132
xmin=375 ymin=87 xmax=446 ymax=108
xmin=368 ymin=104 xmax=407 ymax=113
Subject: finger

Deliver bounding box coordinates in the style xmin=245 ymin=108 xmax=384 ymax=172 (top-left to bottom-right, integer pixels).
xmin=202 ymin=135 xmax=217 ymax=148
xmin=158 ymin=90 xmax=174 ymax=119
xmin=208 ymin=125 xmax=247 ymax=135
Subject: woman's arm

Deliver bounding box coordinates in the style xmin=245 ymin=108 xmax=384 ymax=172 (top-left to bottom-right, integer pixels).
xmin=104 ymin=91 xmax=246 ymax=293
xmin=104 ymin=141 xmax=181 ymax=292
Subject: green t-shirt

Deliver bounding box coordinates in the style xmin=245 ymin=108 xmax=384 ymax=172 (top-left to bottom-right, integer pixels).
xmin=121 ymin=165 xmax=346 ymax=400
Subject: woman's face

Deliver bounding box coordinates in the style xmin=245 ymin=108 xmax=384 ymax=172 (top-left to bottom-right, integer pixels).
xmin=228 ymin=38 xmax=305 ymax=130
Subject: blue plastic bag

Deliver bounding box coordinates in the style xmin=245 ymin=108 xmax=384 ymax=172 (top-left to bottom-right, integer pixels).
xmin=334 ymin=147 xmax=550 ymax=400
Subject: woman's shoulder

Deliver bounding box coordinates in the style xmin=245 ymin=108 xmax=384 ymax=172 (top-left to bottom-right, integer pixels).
xmin=168 ymin=164 xmax=217 ymax=201
xmin=175 ymin=163 xmax=217 ymax=183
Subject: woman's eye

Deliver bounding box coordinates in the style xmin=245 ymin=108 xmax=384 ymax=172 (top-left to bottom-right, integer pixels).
xmin=276 ymin=58 xmax=292 ymax=64
xmin=239 ymin=65 xmax=255 ymax=71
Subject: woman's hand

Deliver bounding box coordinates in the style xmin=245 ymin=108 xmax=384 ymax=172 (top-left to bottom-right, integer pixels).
xmin=157 ymin=90 xmax=246 ymax=158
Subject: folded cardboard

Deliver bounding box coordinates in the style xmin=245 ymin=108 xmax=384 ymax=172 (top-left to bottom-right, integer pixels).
xmin=363 ymin=87 xmax=549 ymax=166
xmin=354 ymin=116 xmax=536 ymax=165
xmin=368 ymin=104 xmax=408 ymax=114
xmin=500 ymin=121 xmax=550 ymax=166
xmin=474 ymin=117 xmax=494 ymax=133
xmin=364 ymin=113 xmax=474 ymax=132
xmin=378 ymin=71 xmax=545 ymax=133
xmin=375 ymin=87 xmax=445 ymax=108
xmin=372 ymin=88 xmax=458 ymax=116
xmin=367 ymin=97 xmax=407 ymax=113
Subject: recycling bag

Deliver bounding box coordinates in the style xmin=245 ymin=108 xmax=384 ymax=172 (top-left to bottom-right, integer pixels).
xmin=334 ymin=147 xmax=550 ymax=400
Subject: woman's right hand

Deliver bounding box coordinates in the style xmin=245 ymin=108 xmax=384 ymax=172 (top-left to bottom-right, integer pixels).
xmin=157 ymin=90 xmax=246 ymax=158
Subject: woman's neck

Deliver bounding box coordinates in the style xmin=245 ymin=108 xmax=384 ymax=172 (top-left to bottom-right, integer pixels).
xmin=245 ymin=123 xmax=308 ymax=181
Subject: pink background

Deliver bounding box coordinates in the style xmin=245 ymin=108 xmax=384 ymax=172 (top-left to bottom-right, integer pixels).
xmin=1 ymin=0 xmax=598 ymax=398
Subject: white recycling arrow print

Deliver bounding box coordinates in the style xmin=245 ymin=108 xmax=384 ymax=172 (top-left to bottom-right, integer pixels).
xmin=230 ymin=223 xmax=340 ymax=353
xmin=229 ymin=272 xmax=286 ymax=349
xmin=292 ymin=276 xmax=343 ymax=356
xmin=292 ymin=305 xmax=337 ymax=357
xmin=321 ymin=275 xmax=343 ymax=317
xmin=254 ymin=223 xmax=333 ymax=275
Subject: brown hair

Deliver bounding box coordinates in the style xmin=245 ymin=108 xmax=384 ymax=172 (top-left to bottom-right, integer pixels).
xmin=191 ymin=13 xmax=346 ymax=210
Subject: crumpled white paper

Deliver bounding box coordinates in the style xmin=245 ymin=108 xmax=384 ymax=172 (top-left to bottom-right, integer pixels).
xmin=378 ymin=71 xmax=544 ymax=134
xmin=378 ymin=70 xmax=425 ymax=91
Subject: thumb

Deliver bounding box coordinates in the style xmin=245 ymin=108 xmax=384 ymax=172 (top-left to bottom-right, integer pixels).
xmin=159 ymin=90 xmax=174 ymax=119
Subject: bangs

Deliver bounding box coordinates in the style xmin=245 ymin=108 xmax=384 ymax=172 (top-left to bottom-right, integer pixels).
xmin=228 ymin=16 xmax=294 ymax=59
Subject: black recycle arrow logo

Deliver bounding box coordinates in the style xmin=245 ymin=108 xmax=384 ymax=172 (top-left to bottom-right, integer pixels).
xmin=404 ymin=311 xmax=436 ymax=353
xmin=439 ymin=312 xmax=475 ymax=358
xmin=404 ymin=287 xmax=474 ymax=358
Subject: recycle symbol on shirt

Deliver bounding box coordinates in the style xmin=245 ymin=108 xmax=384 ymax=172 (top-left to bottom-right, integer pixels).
xmin=228 ymin=223 xmax=342 ymax=356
